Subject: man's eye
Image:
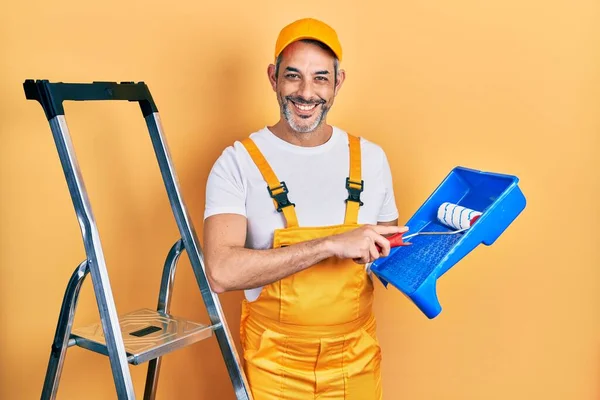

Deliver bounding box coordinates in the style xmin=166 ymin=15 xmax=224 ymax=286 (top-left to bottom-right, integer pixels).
xmin=286 ymin=74 xmax=300 ymax=79
xmin=316 ymin=76 xmax=328 ymax=81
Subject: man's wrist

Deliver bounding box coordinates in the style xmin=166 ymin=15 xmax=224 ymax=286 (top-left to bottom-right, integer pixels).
xmin=318 ymin=236 xmax=337 ymax=259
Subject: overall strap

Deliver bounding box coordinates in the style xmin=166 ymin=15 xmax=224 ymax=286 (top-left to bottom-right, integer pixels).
xmin=344 ymin=134 xmax=363 ymax=225
xmin=241 ymin=138 xmax=299 ymax=228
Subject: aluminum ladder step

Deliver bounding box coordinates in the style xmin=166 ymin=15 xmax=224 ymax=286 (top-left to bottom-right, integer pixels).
xmin=70 ymin=308 xmax=215 ymax=365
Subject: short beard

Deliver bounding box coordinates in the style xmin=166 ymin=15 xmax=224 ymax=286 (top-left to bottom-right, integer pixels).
xmin=279 ymin=94 xmax=330 ymax=133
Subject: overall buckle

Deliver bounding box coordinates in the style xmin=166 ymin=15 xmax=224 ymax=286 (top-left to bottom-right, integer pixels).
xmin=268 ymin=182 xmax=295 ymax=212
xmin=345 ymin=177 xmax=364 ymax=206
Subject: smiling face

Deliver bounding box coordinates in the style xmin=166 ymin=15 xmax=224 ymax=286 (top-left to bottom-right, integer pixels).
xmin=268 ymin=40 xmax=345 ymax=134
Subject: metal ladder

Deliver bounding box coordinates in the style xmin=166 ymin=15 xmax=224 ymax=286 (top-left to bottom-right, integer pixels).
xmin=23 ymin=79 xmax=253 ymax=400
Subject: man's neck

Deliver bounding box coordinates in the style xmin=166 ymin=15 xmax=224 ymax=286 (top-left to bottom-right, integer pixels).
xmin=268 ymin=120 xmax=333 ymax=147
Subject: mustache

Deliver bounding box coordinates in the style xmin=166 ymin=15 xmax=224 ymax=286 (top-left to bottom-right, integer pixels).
xmin=285 ymin=95 xmax=325 ymax=105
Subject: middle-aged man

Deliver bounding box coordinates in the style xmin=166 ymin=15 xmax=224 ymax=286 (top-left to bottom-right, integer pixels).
xmin=203 ymin=17 xmax=406 ymax=400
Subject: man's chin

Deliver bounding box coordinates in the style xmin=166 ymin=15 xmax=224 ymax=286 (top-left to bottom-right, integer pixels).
xmin=281 ymin=103 xmax=327 ymax=133
xmin=288 ymin=117 xmax=321 ymax=133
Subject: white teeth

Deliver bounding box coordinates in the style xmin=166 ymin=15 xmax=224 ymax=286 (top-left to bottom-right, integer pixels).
xmin=294 ymin=103 xmax=316 ymax=111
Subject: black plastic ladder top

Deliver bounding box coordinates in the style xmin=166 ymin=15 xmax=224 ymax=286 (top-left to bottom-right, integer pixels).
xmin=23 ymin=79 xmax=159 ymax=120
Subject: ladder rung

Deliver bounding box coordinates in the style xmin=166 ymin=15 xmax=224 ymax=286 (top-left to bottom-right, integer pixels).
xmin=70 ymin=308 xmax=214 ymax=365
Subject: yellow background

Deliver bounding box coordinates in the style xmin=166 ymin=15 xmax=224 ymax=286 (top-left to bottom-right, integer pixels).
xmin=1 ymin=0 xmax=598 ymax=399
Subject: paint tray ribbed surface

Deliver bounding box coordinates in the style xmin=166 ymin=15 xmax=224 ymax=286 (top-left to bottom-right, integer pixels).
xmin=369 ymin=166 xmax=526 ymax=319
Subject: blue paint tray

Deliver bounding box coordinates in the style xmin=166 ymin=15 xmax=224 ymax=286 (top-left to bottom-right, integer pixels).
xmin=369 ymin=166 xmax=526 ymax=319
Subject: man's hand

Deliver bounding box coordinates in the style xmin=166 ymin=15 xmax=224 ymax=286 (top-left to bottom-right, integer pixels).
xmin=326 ymin=225 xmax=409 ymax=265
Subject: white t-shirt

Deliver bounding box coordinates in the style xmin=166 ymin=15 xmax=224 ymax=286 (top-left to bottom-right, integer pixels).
xmin=203 ymin=126 xmax=399 ymax=301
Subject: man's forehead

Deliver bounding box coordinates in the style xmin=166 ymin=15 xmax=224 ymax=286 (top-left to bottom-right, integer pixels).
xmin=279 ymin=41 xmax=336 ymax=70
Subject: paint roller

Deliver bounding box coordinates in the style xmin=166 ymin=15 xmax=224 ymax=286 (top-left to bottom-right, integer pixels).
xmin=374 ymin=202 xmax=482 ymax=254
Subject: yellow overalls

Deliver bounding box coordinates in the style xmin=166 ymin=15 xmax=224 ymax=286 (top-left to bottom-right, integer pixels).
xmin=239 ymin=133 xmax=382 ymax=400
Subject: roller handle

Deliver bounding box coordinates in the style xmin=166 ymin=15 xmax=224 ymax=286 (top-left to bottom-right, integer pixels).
xmin=376 ymin=232 xmax=410 ymax=252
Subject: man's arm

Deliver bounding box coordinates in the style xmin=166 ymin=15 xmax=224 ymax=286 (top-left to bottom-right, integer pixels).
xmin=203 ymin=213 xmax=407 ymax=293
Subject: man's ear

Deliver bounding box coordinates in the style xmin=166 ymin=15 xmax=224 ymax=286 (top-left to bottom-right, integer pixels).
xmin=334 ymin=68 xmax=346 ymax=96
xmin=267 ymin=64 xmax=277 ymax=91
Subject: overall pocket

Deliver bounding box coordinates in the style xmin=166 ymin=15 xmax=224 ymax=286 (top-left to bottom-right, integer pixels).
xmin=343 ymin=326 xmax=383 ymax=400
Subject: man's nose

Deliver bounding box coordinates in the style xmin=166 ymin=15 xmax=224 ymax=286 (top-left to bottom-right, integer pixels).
xmin=297 ymin=77 xmax=316 ymax=100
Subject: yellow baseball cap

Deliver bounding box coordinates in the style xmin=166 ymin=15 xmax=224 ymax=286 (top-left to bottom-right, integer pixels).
xmin=274 ymin=18 xmax=343 ymax=62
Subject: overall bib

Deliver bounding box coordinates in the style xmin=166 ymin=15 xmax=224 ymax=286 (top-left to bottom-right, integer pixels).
xmin=239 ymin=133 xmax=382 ymax=400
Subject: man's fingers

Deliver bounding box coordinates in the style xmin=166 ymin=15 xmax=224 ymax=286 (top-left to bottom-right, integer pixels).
xmin=372 ymin=225 xmax=409 ymax=235
xmin=372 ymin=234 xmax=391 ymax=256
xmin=344 ymin=225 xmax=410 ymax=264
xmin=369 ymin=242 xmax=380 ymax=263
xmin=356 ymin=237 xmax=373 ymax=264
xmin=354 ymin=252 xmax=370 ymax=265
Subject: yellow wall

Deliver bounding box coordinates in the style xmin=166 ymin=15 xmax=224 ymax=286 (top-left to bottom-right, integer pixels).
xmin=1 ymin=0 xmax=598 ymax=399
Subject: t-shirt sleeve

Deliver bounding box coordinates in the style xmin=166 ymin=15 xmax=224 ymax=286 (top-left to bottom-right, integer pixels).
xmin=204 ymin=145 xmax=247 ymax=220
xmin=378 ymin=149 xmax=399 ymax=223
